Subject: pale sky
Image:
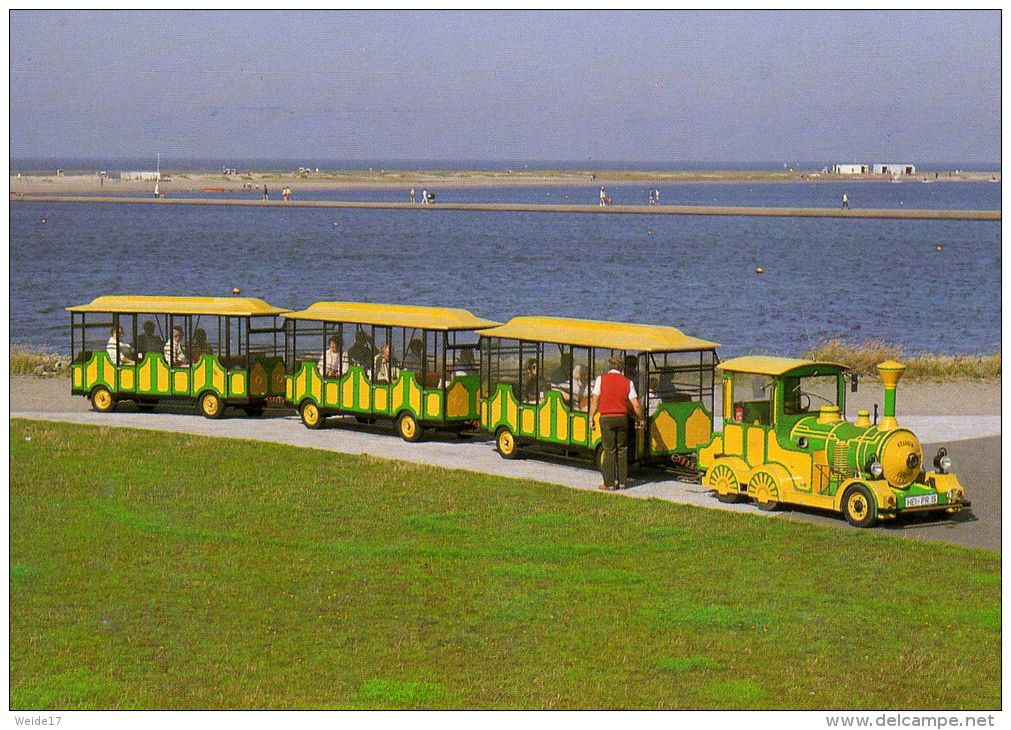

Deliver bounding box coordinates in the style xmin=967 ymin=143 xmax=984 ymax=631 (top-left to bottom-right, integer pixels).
xmin=9 ymin=10 xmax=1001 ymax=164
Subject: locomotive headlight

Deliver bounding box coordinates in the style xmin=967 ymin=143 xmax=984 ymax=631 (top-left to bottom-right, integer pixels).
xmin=933 ymin=448 xmax=952 ymax=474
xmin=869 ymin=460 xmax=884 ymax=478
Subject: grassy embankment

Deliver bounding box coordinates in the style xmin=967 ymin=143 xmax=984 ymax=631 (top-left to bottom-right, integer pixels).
xmin=804 ymin=339 xmax=1000 ymax=381
xmin=10 ymin=345 xmax=69 ymax=376
xmin=10 ymin=420 xmax=999 ymax=710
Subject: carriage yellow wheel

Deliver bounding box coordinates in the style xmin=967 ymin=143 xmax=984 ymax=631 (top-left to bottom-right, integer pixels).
xmin=748 ymin=470 xmax=781 ymax=511
xmin=300 ymin=401 xmax=323 ymax=430
xmin=397 ymin=412 xmax=422 ymax=442
xmin=496 ymin=428 xmax=519 ymax=459
xmin=90 ymin=386 xmax=116 ymax=413
xmin=842 ymin=484 xmax=877 ymax=528
xmin=707 ymin=463 xmax=742 ymax=503
xmin=199 ymin=392 xmax=224 ymax=419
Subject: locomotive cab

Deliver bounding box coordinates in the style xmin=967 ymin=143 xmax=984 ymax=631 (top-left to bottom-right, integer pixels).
xmin=698 ymin=356 xmax=968 ymax=527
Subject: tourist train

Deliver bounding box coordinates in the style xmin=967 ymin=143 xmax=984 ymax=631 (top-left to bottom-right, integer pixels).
xmin=67 ymin=295 xmax=968 ymax=527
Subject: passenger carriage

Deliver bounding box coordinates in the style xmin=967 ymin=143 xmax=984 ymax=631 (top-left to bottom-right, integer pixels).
xmin=475 ymin=316 xmax=720 ymax=466
xmin=283 ymin=302 xmax=499 ymax=440
xmin=68 ymin=296 xmax=289 ymax=417
xmin=699 ymin=356 xmax=968 ymax=526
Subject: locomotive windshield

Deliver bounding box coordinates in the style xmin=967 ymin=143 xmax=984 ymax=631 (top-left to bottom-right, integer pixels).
xmin=782 ymin=374 xmax=839 ymax=415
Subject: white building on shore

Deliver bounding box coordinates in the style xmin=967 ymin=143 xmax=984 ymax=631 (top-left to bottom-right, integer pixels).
xmin=872 ymin=163 xmax=916 ymax=175
xmin=119 ymin=171 xmax=160 ymax=181
xmin=832 ymin=164 xmax=868 ymax=174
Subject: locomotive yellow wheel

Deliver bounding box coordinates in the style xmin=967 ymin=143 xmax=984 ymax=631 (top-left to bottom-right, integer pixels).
xmin=748 ymin=470 xmax=781 ymax=511
xmin=707 ymin=463 xmax=742 ymax=503
xmin=90 ymin=386 xmax=116 ymax=413
xmin=199 ymin=392 xmax=224 ymax=419
xmin=842 ymin=484 xmax=877 ymax=528
xmin=397 ymin=412 xmax=422 ymax=442
xmin=496 ymin=428 xmax=519 ymax=459
xmin=300 ymin=401 xmax=324 ymax=430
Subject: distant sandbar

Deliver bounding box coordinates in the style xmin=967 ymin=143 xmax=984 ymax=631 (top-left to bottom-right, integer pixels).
xmin=9 ymin=168 xmax=1000 ymax=196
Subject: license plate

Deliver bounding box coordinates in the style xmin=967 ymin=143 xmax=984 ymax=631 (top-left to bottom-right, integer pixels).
xmin=906 ymin=494 xmax=938 ymax=508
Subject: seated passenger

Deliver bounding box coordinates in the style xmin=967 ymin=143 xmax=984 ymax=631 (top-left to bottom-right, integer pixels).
xmin=347 ymin=330 xmax=375 ymax=368
xmin=190 ymin=328 xmax=213 ymax=360
xmin=560 ymin=365 xmax=590 ymax=410
xmin=548 ymin=353 xmax=573 ymax=385
xmin=136 ymin=320 xmax=162 ymax=354
xmin=521 ymin=357 xmax=542 ymax=403
xmin=107 ymin=325 xmax=135 ymax=365
xmin=318 ymin=335 xmax=347 ymax=377
xmin=451 ymin=346 xmax=477 ymax=377
xmin=373 ymin=344 xmax=399 ymax=383
xmin=402 ymin=338 xmax=424 ymax=371
xmin=163 ymin=326 xmax=189 ymax=367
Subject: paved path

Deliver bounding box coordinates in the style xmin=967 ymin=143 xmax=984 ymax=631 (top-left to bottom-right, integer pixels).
xmin=11 ymin=407 xmax=1000 ymax=551
xmin=11 ymin=195 xmax=1000 ymax=221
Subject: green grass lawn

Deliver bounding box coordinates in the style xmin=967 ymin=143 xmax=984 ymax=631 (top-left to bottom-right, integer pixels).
xmin=10 ymin=419 xmax=1000 ymax=710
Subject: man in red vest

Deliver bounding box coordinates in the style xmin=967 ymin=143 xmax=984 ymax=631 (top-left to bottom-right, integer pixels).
xmin=589 ymin=354 xmax=645 ymax=490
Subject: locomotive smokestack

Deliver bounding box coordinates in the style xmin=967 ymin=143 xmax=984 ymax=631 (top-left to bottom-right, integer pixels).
xmin=876 ymin=360 xmax=906 ymax=430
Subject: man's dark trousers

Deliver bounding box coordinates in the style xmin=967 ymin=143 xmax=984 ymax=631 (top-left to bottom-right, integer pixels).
xmin=599 ymin=414 xmax=629 ymax=488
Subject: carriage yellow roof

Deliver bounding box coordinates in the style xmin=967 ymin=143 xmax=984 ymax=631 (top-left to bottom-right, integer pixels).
xmin=718 ymin=356 xmax=848 ymax=376
xmin=283 ymin=302 xmax=500 ymax=331
xmin=67 ymin=295 xmax=289 ymax=316
xmin=476 ymin=317 xmax=719 ymax=352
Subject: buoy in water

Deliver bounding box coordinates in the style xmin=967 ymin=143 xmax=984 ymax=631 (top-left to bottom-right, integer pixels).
xmin=936 ymin=245 xmax=943 ymax=252
xmin=232 ymin=287 xmax=241 ymax=296
xmin=39 ymin=217 xmax=46 ymax=224
xmin=755 ymin=267 xmax=764 ymax=274
xmin=647 ymin=229 xmax=654 ymax=236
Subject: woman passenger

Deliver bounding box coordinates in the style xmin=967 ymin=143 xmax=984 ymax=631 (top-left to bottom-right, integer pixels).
xmin=163 ymin=326 xmax=189 ymax=367
xmin=561 ymin=365 xmax=590 ymax=410
xmin=522 ymin=357 xmax=542 ymax=403
xmin=318 ymin=335 xmax=346 ymax=378
xmin=373 ymin=344 xmax=399 ymax=383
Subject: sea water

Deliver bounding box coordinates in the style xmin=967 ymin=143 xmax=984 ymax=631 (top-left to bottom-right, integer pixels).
xmin=9 ymin=184 xmax=1000 ymax=357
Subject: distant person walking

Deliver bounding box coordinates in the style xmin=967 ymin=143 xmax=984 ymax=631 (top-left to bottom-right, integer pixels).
xmin=262 ymin=185 xmax=269 ymax=201
xmin=841 ymin=192 xmax=849 ymax=209
xmin=409 ymin=187 xmax=416 ymax=204
xmin=588 ymin=354 xmax=645 ymax=491
xmin=653 ymin=188 xmax=660 ymax=205
xmin=599 ymin=186 xmax=607 ymax=206
xmin=421 ymin=189 xmax=429 ymax=205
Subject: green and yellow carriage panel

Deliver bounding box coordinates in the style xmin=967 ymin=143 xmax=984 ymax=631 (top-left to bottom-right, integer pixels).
xmin=68 ymin=295 xmax=288 ymax=415
xmin=476 ymin=316 xmax=719 ymax=461
xmin=288 ymin=361 xmax=482 ymax=421
xmin=283 ymin=302 xmax=497 ymax=435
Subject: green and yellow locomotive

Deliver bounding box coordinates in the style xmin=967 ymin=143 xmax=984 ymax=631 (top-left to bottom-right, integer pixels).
xmin=698 ymin=356 xmax=967 ymax=527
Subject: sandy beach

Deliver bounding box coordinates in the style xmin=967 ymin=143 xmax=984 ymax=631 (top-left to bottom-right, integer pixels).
xmin=9 ymin=168 xmax=1001 ymax=196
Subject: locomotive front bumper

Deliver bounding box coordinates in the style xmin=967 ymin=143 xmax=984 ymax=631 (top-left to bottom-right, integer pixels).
xmin=871 ymin=472 xmax=968 ymax=518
